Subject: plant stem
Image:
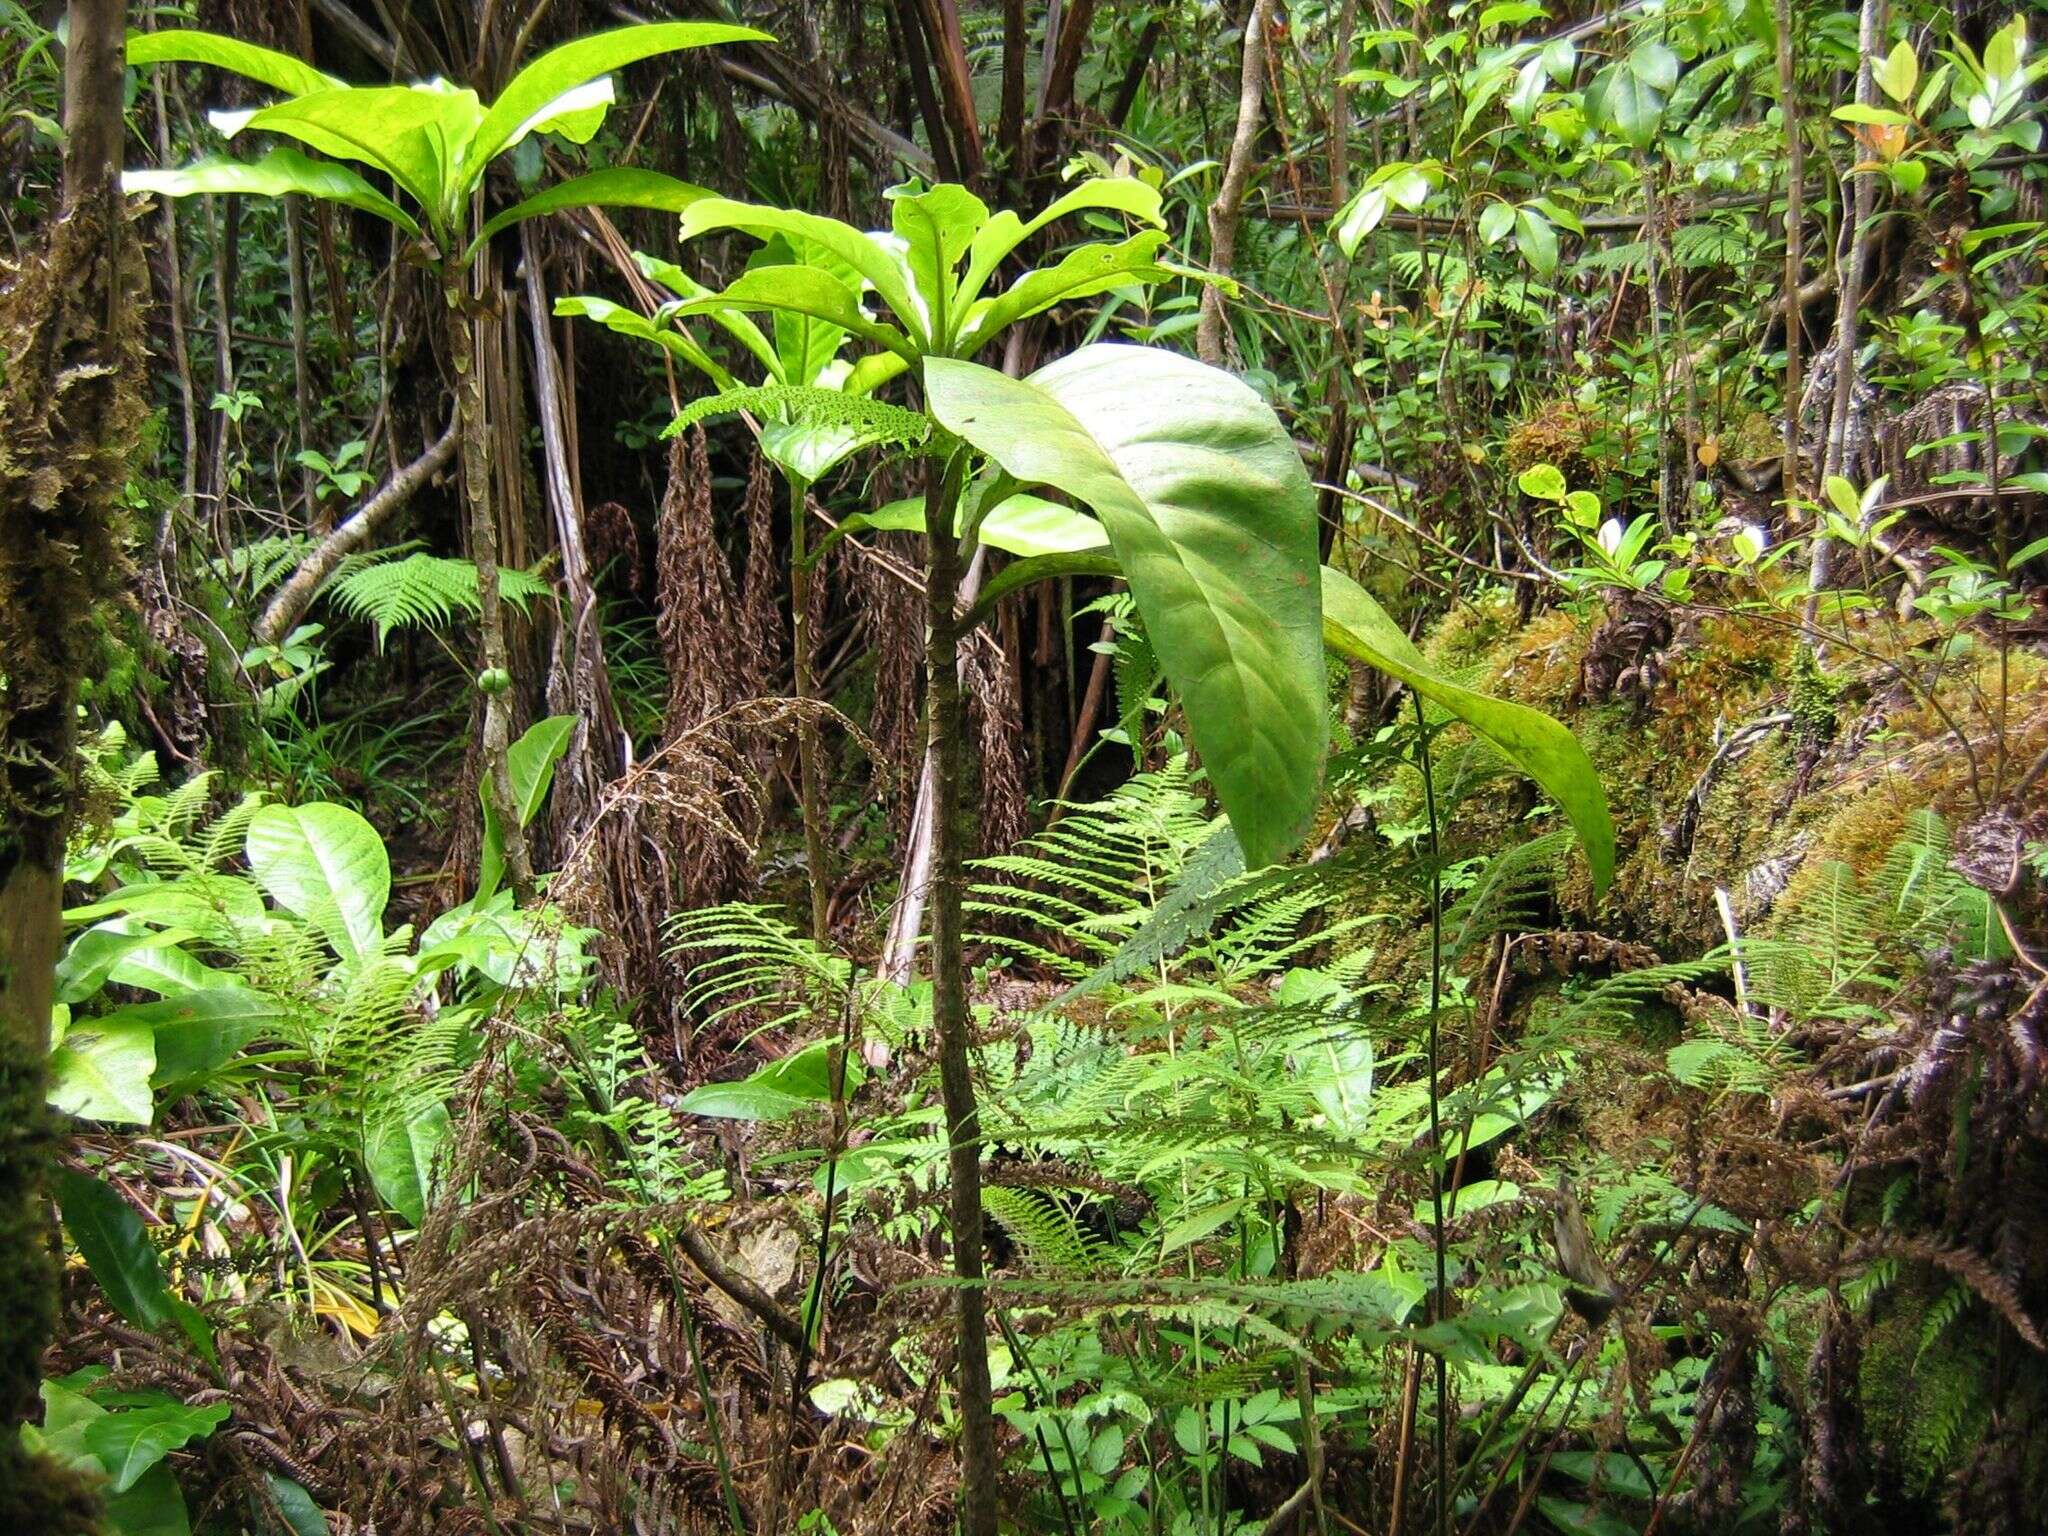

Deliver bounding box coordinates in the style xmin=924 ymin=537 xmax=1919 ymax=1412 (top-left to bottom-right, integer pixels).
xmin=788 ymin=472 xmax=834 ymax=943
xmin=1412 ymin=691 xmax=1448 ymax=1536
xmin=446 ymin=275 xmax=534 ymax=903
xmin=924 ymin=446 xmax=998 ymax=1536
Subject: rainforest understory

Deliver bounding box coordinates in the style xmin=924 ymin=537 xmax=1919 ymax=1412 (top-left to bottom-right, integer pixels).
xmin=3 ymin=2 xmax=2047 ymax=1534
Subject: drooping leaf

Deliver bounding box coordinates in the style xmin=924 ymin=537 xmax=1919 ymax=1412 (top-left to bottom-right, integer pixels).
xmin=124 ymin=28 xmax=339 ymax=97
xmin=471 ymin=168 xmax=714 ymax=254
xmin=1320 ymin=568 xmax=1614 ymax=893
xmin=927 ymin=345 xmax=1326 ymax=868
xmin=857 ymin=492 xmax=1108 ymax=557
xmin=124 ymin=148 xmax=418 ymax=234
xmin=233 ymin=83 xmax=481 ymax=218
xmin=552 ymin=294 xmax=734 ymax=389
xmin=957 ymin=176 xmax=1166 ymax=311
xmin=364 ymin=1101 xmax=453 ymax=1226
xmin=245 ymin=804 xmax=391 ymax=965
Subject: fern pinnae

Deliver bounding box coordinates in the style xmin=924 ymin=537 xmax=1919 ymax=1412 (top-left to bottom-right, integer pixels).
xmin=666 ymin=384 xmax=929 ymax=448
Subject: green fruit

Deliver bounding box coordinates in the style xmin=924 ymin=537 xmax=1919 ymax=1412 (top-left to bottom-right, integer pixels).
xmin=477 ymin=667 xmax=512 ymax=695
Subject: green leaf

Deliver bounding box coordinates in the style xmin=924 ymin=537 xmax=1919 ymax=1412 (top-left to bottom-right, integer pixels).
xmin=119 ymin=988 xmax=289 ymax=1089
xmin=471 ymin=167 xmax=714 ymax=254
xmin=677 ymin=1041 xmax=855 ymax=1121
xmin=678 ymin=264 xmax=920 ymax=365
xmin=956 ymin=231 xmax=1172 ymax=356
xmin=1514 ymin=205 xmax=1559 ymax=273
xmin=478 ymin=715 xmax=577 ymax=900
xmin=364 ymin=1101 xmax=452 ymax=1225
xmin=466 ymin=22 xmax=769 ymax=177
xmin=1161 ymin=1198 xmax=1248 ymax=1254
xmin=1517 ymin=463 xmax=1567 ymax=501
xmin=234 ymin=83 xmax=480 ymax=220
xmin=265 ymin=1477 xmax=330 ymax=1536
xmin=857 ymin=492 xmax=1108 ymax=557
xmin=886 ymin=181 xmax=990 ymax=346
xmin=1320 ymin=568 xmax=1613 ymax=893
xmin=679 ymin=199 xmax=924 ymax=347
xmin=53 ymin=1172 xmax=177 ymax=1331
xmin=1586 ymin=62 xmax=1663 ymax=147
xmin=1831 ymin=103 xmax=1912 ymax=126
xmin=104 ymin=1460 xmax=193 ymax=1536
xmin=552 ymin=293 xmax=734 ymax=389
xmin=963 ymin=550 xmax=1126 ymax=625
xmin=123 ymin=148 xmax=419 ymax=235
xmin=1628 ymin=42 xmax=1680 ymax=92
xmin=1874 ymin=40 xmax=1920 ymax=105
xmin=245 ymin=804 xmax=390 ymax=965
xmin=957 ymin=176 xmax=1165 ymax=311
xmin=48 ymin=1017 xmax=156 ymax=1125
xmin=124 ymin=28 xmax=338 ymax=96
xmin=84 ymin=1400 xmax=230 ymax=1494
xmin=927 ymin=345 xmax=1326 ymax=868
xmin=1477 ymin=200 xmax=1516 ymax=247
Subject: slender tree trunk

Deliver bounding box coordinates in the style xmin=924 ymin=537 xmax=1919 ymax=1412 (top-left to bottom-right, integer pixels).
xmin=285 ymin=193 xmax=318 ymax=526
xmin=0 ymin=4 xmax=137 ymax=1528
xmin=922 ymin=451 xmax=997 ymax=1536
xmin=1776 ymin=0 xmax=1804 ymax=511
xmin=1199 ymin=0 xmax=1275 ymax=366
xmin=788 ymin=476 xmax=834 ymax=943
xmin=446 ymin=278 xmax=535 ymax=901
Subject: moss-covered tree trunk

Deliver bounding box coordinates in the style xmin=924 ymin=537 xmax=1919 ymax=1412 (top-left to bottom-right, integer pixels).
xmin=0 ymin=2 xmax=140 ymax=1527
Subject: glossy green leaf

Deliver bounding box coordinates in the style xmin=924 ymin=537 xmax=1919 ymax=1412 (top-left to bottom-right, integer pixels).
xmin=963 ymin=550 xmax=1125 ymax=628
xmin=478 ymin=715 xmax=577 ymax=900
xmin=887 ymin=182 xmax=989 ymax=345
xmin=53 ymin=1172 xmax=177 ymax=1331
xmin=928 ymin=345 xmax=1326 ymax=868
xmin=245 ymin=804 xmax=391 ymax=965
xmin=364 ymin=1101 xmax=452 ymax=1225
xmin=124 ymin=988 xmax=290 ymax=1088
xmin=104 ymin=1460 xmax=193 ymax=1536
xmin=124 ymin=28 xmax=338 ymax=97
xmin=124 ymin=148 xmax=418 ymax=235
xmin=676 ymin=1040 xmax=856 ymax=1121
xmin=956 ymin=231 xmax=1172 ymax=356
xmin=471 ymin=168 xmax=713 ymax=253
xmin=552 ymin=294 xmax=734 ymax=389
xmin=235 ymin=83 xmax=479 ymax=217
xmin=84 ymin=1400 xmax=230 ymax=1494
xmin=958 ymin=176 xmax=1166 ymax=310
xmin=48 ymin=1016 xmax=156 ymax=1125
xmin=678 ymin=199 xmax=923 ymax=346
xmin=1320 ymin=567 xmax=1613 ymax=893
xmin=1586 ymin=62 xmax=1664 ymax=148
xmin=467 ymin=22 xmax=769 ymax=175
xmin=265 ymin=1476 xmax=330 ymax=1536
xmin=1515 ymin=205 xmax=1559 ymax=273
xmin=859 ymin=492 xmax=1107 ymax=556
xmin=678 ymin=264 xmax=920 ymax=365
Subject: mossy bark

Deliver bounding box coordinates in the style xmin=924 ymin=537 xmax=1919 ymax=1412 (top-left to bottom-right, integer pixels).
xmin=0 ymin=2 xmax=138 ymax=1526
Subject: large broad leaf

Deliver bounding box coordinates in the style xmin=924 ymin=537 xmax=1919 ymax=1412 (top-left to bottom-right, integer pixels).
xmin=233 ymin=83 xmax=480 ymax=217
xmin=83 ymin=1400 xmax=230 ymax=1494
xmin=956 ymin=231 xmax=1172 ymax=356
xmin=471 ymin=168 xmax=713 ymax=254
xmin=678 ymin=199 xmax=923 ymax=346
xmin=466 ymin=22 xmax=769 ymax=175
xmin=48 ymin=1015 xmax=156 ymax=1125
xmin=124 ymin=148 xmax=418 ymax=234
xmin=478 ymin=714 xmax=577 ymax=900
xmin=1320 ymin=567 xmax=1614 ymax=893
xmin=245 ymin=804 xmax=391 ymax=965
xmin=677 ymin=1040 xmax=859 ymax=1122
xmin=113 ymin=988 xmax=290 ymax=1089
xmin=124 ymin=28 xmax=339 ymax=97
xmin=364 ymin=1101 xmax=453 ymax=1225
xmin=927 ymin=345 xmax=1326 ymax=868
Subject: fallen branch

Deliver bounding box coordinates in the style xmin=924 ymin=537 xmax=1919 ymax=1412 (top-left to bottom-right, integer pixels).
xmin=253 ymin=416 xmax=458 ymax=647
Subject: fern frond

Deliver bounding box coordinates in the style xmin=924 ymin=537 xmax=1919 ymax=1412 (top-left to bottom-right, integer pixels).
xmin=667 ymin=384 xmax=930 ymax=448
xmin=325 ymin=553 xmax=552 ymax=648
